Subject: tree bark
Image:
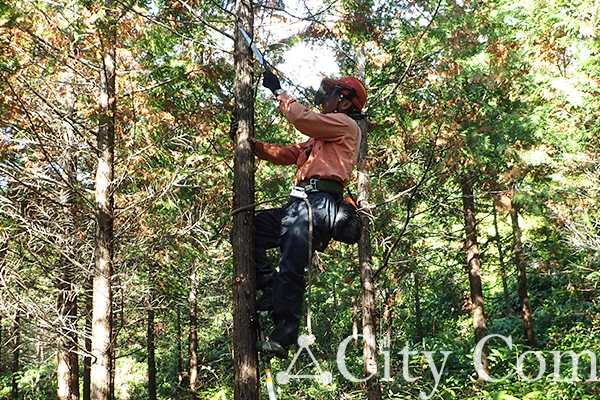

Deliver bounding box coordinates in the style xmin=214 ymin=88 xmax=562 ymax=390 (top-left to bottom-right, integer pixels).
xmin=232 ymin=0 xmax=259 ymax=398
xmin=459 ymin=176 xmax=489 ymax=379
xmin=90 ymin=2 xmax=116 ymax=399
xmin=414 ymin=273 xmax=423 ymax=341
xmin=11 ymin=312 xmax=20 ymax=400
xmin=57 ymin=54 xmax=80 ymax=400
xmin=176 ymin=308 xmax=184 ymax=385
xmin=57 ymin=261 xmax=80 ymax=400
xmin=147 ymin=262 xmax=157 ymax=400
xmin=84 ymin=279 xmax=93 ymax=400
xmin=492 ymin=207 xmax=511 ymax=315
xmin=0 ymin=239 xmax=7 ymax=374
xmin=509 ymin=200 xmax=537 ymax=347
xmin=355 ymin=46 xmax=382 ymax=400
xmin=352 ymin=295 xmax=359 ymax=348
xmin=189 ymin=260 xmax=199 ymax=400
xmin=357 ymin=140 xmax=381 ymax=399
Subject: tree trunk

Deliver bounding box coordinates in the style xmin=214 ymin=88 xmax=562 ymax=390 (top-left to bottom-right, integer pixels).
xmin=90 ymin=2 xmax=116 ymax=399
xmin=355 ymin=47 xmax=382 ymax=400
xmin=176 ymin=307 xmax=184 ymax=385
xmin=189 ymin=260 xmax=199 ymax=399
xmin=57 ymin=57 xmax=80 ymax=400
xmin=57 ymin=261 xmax=80 ymax=400
xmin=232 ymin=0 xmax=259 ymax=398
xmin=11 ymin=312 xmax=20 ymax=400
xmin=509 ymin=200 xmax=536 ymax=347
xmin=0 ymin=238 xmax=7 ymax=371
xmin=492 ymin=207 xmax=511 ymax=315
xmin=414 ymin=273 xmax=423 ymax=342
xmin=84 ymin=279 xmax=93 ymax=400
xmin=147 ymin=262 xmax=157 ymax=400
xmin=357 ymin=154 xmax=380 ymax=400
xmin=352 ymin=295 xmax=359 ymax=348
xmin=459 ymin=176 xmax=489 ymax=379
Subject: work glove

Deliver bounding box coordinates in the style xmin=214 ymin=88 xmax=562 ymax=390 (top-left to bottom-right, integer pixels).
xmin=228 ymin=118 xmax=238 ymax=141
xmin=262 ymin=70 xmax=281 ymax=95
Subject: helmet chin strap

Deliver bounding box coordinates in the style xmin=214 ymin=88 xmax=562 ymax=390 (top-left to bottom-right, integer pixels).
xmin=334 ymin=94 xmax=345 ymax=114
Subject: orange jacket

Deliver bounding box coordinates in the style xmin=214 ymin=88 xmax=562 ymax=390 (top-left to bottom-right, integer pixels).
xmin=254 ymin=93 xmax=361 ymax=186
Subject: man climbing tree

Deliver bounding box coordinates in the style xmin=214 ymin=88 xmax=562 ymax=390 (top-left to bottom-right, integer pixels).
xmin=253 ymin=70 xmax=367 ymax=358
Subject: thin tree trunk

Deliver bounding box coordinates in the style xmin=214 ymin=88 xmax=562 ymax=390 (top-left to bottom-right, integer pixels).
xmin=57 ymin=57 xmax=80 ymax=400
xmin=147 ymin=262 xmax=157 ymax=400
xmin=57 ymin=263 xmax=80 ymax=400
xmin=382 ymin=291 xmax=394 ymax=344
xmin=90 ymin=2 xmax=116 ymax=399
xmin=492 ymin=207 xmax=511 ymax=315
xmin=460 ymin=176 xmax=489 ymax=379
xmin=84 ymin=279 xmax=93 ymax=400
xmin=414 ymin=273 xmax=423 ymax=342
xmin=11 ymin=312 xmax=20 ymax=400
xmin=232 ymin=0 xmax=259 ymax=398
xmin=176 ymin=307 xmax=183 ymax=385
xmin=110 ymin=355 xmax=115 ymax=400
xmin=355 ymin=47 xmax=382 ymax=400
xmin=357 ymin=134 xmax=380 ymax=399
xmin=0 ymin=238 xmax=7 ymax=370
xmin=189 ymin=261 xmax=199 ymax=400
xmin=509 ymin=200 xmax=537 ymax=347
xmin=352 ymin=295 xmax=359 ymax=348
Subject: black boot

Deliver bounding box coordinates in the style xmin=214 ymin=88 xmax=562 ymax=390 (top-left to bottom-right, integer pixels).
xmin=256 ymin=286 xmax=274 ymax=311
xmin=256 ymin=340 xmax=288 ymax=359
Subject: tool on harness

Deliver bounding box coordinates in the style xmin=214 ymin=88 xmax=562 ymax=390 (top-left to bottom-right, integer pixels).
xmin=289 ymin=178 xmax=361 ymax=244
xmin=332 ymin=197 xmax=362 ymax=244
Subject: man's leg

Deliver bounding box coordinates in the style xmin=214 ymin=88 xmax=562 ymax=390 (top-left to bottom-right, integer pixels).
xmin=270 ymin=198 xmax=310 ymax=348
xmin=254 ymin=208 xmax=282 ymax=291
xmin=261 ymin=193 xmax=339 ymax=355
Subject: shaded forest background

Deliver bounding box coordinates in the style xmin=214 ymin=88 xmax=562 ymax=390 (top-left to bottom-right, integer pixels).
xmin=0 ymin=0 xmax=599 ymax=399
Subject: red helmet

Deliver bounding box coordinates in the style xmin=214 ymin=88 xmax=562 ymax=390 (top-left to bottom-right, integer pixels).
xmin=314 ymin=77 xmax=368 ymax=111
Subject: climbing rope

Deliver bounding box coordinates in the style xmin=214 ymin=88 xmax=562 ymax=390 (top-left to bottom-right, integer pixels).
xmin=302 ymin=198 xmax=316 ymax=343
xmin=230 ymin=195 xmax=288 ymax=216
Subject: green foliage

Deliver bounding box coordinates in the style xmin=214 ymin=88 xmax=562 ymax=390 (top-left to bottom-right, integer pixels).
xmin=1 ymin=0 xmax=599 ymax=398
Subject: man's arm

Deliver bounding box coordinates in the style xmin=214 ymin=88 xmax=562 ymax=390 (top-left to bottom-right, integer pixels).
xmin=262 ymin=71 xmax=357 ymax=142
xmin=276 ymin=93 xmax=357 ymax=141
xmin=254 ymin=140 xmax=303 ymax=166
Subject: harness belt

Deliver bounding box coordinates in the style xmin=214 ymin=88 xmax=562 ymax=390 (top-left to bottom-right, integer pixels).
xmin=297 ymin=178 xmax=344 ymax=195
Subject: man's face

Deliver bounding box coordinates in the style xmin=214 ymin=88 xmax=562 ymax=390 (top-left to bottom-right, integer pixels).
xmin=320 ymin=91 xmax=342 ymax=114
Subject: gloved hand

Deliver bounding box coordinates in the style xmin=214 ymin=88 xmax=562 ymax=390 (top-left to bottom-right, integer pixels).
xmin=262 ymin=70 xmax=281 ymax=95
xmin=228 ymin=119 xmax=238 ymax=141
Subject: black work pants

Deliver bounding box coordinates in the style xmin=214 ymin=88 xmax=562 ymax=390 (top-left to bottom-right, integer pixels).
xmin=254 ymin=191 xmax=340 ymax=347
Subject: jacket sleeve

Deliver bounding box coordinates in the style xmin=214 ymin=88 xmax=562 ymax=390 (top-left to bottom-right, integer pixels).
xmin=254 ymin=140 xmax=303 ymax=165
xmin=277 ymin=94 xmax=355 ymax=141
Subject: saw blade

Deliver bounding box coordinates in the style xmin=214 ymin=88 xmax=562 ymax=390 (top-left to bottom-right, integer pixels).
xmin=240 ymin=28 xmax=271 ymax=73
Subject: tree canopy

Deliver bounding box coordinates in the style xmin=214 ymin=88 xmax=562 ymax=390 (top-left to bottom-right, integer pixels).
xmin=0 ymin=0 xmax=598 ymax=399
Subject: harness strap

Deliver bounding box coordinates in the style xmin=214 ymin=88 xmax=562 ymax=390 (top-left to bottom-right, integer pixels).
xmin=299 ymin=178 xmax=344 ymax=195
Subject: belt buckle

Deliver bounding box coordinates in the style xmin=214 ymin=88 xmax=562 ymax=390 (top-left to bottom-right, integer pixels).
xmin=304 ymin=178 xmax=319 ymax=193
